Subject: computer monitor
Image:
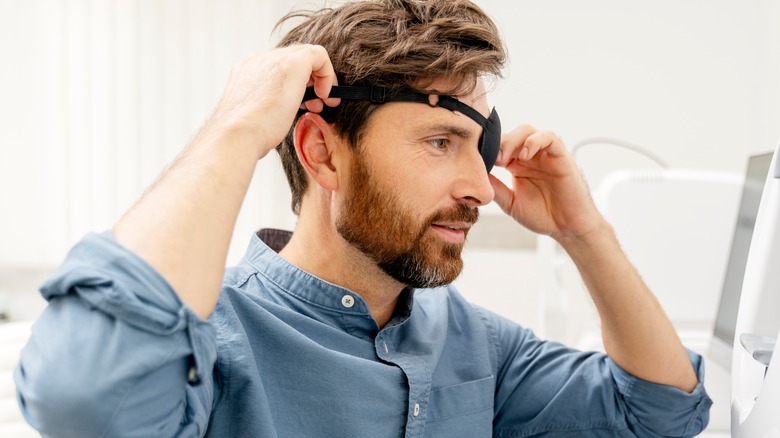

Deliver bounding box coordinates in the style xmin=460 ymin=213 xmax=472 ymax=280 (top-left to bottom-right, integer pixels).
xmin=709 ymin=152 xmax=773 ymax=371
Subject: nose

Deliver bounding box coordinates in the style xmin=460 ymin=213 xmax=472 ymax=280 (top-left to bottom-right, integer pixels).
xmin=452 ymin=146 xmax=495 ymax=207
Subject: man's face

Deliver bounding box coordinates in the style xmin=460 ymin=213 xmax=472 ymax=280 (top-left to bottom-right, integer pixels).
xmin=336 ymin=150 xmax=479 ymax=288
xmin=335 ymin=79 xmax=494 ymax=288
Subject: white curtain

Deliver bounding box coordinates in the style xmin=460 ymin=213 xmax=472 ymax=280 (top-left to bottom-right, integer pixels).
xmin=1 ymin=0 xmax=301 ymax=268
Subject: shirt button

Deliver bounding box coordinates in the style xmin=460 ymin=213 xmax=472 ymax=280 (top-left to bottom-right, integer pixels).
xmin=187 ymin=365 xmax=198 ymax=383
xmin=341 ymin=295 xmax=355 ymax=308
xmin=413 ymin=403 xmax=420 ymax=417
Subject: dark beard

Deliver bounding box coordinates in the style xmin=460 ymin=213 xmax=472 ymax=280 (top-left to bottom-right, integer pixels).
xmin=336 ymin=153 xmax=479 ymax=288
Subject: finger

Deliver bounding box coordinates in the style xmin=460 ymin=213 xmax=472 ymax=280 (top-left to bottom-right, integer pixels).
xmin=489 ymin=174 xmax=514 ymax=215
xmin=520 ymin=130 xmax=566 ymax=161
xmin=306 ymin=45 xmax=341 ymax=108
xmin=496 ymin=124 xmax=536 ymax=167
xmin=302 ymin=77 xmax=325 ymax=113
xmin=304 ymin=99 xmax=325 ymax=113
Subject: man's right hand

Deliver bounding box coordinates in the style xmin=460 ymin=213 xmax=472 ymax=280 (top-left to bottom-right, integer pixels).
xmin=113 ymin=45 xmax=340 ymax=319
xmin=210 ymin=44 xmax=341 ymax=158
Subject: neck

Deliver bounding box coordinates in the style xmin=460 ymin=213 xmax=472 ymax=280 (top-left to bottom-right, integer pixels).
xmin=278 ymin=206 xmax=406 ymax=329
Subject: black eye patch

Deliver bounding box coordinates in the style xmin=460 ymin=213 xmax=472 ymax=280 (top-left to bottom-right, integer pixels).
xmin=301 ymin=85 xmax=501 ymax=173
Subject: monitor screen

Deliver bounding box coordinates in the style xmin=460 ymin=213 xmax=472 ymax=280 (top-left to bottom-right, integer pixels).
xmin=713 ymin=152 xmax=773 ymax=346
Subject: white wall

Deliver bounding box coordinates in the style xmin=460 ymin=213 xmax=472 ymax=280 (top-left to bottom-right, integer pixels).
xmin=479 ymin=0 xmax=780 ymax=183
xmin=1 ymin=1 xmax=779 ymax=331
xmin=0 ymin=0 xmax=301 ymax=272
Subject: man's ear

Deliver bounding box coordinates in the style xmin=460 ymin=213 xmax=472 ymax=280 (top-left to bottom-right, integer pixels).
xmin=293 ymin=113 xmax=341 ymax=191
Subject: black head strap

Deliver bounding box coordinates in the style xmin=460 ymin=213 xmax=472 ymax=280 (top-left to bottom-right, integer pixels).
xmin=302 ymin=85 xmax=500 ymax=172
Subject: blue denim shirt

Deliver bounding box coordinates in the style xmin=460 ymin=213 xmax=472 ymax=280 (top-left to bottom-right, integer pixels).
xmin=15 ymin=230 xmax=711 ymax=437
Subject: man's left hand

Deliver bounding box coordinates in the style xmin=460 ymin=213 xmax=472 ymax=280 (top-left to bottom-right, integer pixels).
xmin=489 ymin=124 xmax=605 ymax=242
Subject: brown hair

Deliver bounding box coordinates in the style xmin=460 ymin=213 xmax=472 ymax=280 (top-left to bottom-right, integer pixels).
xmin=275 ymin=0 xmax=506 ymax=214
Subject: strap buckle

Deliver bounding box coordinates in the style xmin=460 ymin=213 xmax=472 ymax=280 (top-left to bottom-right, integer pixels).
xmin=369 ymin=86 xmax=387 ymax=104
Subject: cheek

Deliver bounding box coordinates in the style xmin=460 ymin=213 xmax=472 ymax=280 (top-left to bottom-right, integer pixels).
xmin=361 ymin=148 xmax=454 ymax=215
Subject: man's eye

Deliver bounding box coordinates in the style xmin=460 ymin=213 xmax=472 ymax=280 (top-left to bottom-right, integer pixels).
xmin=428 ymin=138 xmax=448 ymax=150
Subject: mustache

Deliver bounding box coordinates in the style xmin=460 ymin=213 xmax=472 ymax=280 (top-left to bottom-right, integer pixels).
xmin=426 ymin=203 xmax=480 ymax=227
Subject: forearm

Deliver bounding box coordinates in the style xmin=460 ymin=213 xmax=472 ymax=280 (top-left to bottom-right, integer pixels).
xmin=113 ymin=120 xmax=261 ymax=318
xmin=489 ymin=124 xmax=699 ymax=392
xmin=557 ymin=220 xmax=698 ymax=393
xmin=112 ymin=46 xmax=339 ymax=319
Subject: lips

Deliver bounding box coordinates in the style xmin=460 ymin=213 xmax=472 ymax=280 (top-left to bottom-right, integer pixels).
xmin=432 ymin=222 xmax=472 ymax=232
xmin=430 ymin=222 xmax=473 ymax=244
xmin=426 ymin=204 xmax=479 ymax=245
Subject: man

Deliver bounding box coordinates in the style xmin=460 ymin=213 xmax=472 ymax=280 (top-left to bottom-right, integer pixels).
xmin=15 ymin=0 xmax=711 ymax=436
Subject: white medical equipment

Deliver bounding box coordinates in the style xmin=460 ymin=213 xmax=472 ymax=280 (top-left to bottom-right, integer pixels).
xmin=537 ymin=167 xmax=743 ymax=348
xmin=731 ymin=141 xmax=780 ymax=436
xmin=709 ymin=152 xmax=773 ymax=372
xmin=557 ymin=139 xmax=744 ymax=351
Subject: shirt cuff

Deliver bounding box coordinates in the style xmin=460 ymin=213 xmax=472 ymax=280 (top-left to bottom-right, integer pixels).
xmin=608 ymin=349 xmax=713 ymax=436
xmin=38 ymin=231 xmax=217 ymax=384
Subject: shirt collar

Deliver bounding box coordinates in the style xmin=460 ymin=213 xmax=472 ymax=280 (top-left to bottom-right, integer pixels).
xmin=241 ymin=229 xmax=415 ymax=332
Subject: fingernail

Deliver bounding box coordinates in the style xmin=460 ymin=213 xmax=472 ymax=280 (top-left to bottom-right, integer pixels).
xmin=496 ymin=150 xmax=503 ymax=162
xmin=520 ymin=148 xmax=529 ymax=160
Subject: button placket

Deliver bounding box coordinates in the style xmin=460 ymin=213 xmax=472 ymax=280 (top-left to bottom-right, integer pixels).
xmin=377 ymin=326 xmax=431 ymax=436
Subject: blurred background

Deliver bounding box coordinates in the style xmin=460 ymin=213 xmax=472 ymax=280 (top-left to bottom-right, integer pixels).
xmin=2 ymin=0 xmax=779 ymax=330
xmin=1 ymin=1 xmax=779 ymax=433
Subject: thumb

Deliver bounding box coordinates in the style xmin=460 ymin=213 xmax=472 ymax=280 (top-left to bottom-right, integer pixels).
xmin=489 ymin=174 xmax=514 ymax=216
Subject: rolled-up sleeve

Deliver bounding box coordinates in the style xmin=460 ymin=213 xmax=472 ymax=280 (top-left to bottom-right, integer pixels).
xmin=485 ymin=310 xmax=712 ymax=437
xmin=14 ymin=232 xmax=218 ymax=438
xmin=607 ymin=350 xmax=711 ymax=436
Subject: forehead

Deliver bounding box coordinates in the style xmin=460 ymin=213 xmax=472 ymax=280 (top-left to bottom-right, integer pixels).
xmin=359 ymin=77 xmax=492 ymax=136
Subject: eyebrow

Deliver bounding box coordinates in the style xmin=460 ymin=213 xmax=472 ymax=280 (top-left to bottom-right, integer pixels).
xmin=411 ymin=123 xmax=476 ymax=140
